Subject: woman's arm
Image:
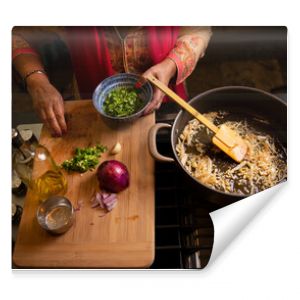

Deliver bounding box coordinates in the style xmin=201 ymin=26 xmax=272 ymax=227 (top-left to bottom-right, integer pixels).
xmin=143 ymin=26 xmax=212 ymax=114
xmin=12 ymin=30 xmax=67 ymax=137
xmin=167 ymin=26 xmax=212 ymax=84
xmin=142 ymin=58 xmax=177 ymax=113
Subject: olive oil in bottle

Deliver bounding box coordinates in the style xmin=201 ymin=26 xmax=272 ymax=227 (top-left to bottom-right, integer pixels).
xmin=12 ymin=128 xmax=68 ymax=202
xmin=31 ymin=169 xmax=67 ymax=201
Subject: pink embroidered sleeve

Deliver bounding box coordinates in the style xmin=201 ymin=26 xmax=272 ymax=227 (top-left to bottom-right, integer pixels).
xmin=167 ymin=26 xmax=212 ymax=84
xmin=12 ymin=33 xmax=40 ymax=60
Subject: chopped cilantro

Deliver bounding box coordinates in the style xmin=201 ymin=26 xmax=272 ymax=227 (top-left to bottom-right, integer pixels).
xmin=61 ymin=144 xmax=107 ymax=173
xmin=103 ymin=87 xmax=144 ymax=117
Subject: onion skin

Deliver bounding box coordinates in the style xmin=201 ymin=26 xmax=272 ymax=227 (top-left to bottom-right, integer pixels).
xmin=97 ymin=160 xmax=130 ymax=193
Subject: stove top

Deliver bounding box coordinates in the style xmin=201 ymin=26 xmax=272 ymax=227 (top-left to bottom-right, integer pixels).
xmin=151 ymin=109 xmax=215 ymax=269
xmin=151 ymin=86 xmax=287 ymax=268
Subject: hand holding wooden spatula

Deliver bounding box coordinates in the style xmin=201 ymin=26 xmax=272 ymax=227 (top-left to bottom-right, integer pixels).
xmin=136 ymin=75 xmax=248 ymax=163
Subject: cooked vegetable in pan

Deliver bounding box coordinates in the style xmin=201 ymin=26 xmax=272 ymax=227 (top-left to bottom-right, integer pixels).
xmin=176 ymin=111 xmax=287 ymax=195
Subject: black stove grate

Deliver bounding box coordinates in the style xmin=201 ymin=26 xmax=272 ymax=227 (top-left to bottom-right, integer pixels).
xmin=151 ymin=110 xmax=215 ymax=269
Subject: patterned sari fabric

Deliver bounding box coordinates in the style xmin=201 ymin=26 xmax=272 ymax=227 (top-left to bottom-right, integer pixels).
xmin=12 ymin=26 xmax=212 ymax=99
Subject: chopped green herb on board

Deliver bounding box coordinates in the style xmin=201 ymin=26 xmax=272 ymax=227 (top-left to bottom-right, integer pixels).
xmin=61 ymin=144 xmax=107 ymax=173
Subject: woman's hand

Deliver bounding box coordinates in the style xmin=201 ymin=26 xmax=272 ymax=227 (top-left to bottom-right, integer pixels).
xmin=142 ymin=58 xmax=177 ymax=114
xmin=27 ymin=74 xmax=67 ymax=137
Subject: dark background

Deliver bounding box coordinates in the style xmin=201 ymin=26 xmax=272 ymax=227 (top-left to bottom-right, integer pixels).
xmin=12 ymin=26 xmax=287 ymax=126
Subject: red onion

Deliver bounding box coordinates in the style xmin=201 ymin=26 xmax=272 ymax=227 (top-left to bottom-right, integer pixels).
xmin=97 ymin=160 xmax=130 ymax=193
xmin=91 ymin=191 xmax=118 ymax=212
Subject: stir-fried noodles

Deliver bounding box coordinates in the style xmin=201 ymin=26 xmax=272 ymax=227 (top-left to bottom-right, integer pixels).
xmin=176 ymin=112 xmax=287 ymax=195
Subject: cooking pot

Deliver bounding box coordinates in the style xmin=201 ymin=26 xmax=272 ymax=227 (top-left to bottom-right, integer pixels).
xmin=149 ymin=86 xmax=287 ymax=209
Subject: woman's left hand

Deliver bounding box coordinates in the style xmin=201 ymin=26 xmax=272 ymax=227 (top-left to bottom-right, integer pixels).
xmin=142 ymin=58 xmax=177 ymax=114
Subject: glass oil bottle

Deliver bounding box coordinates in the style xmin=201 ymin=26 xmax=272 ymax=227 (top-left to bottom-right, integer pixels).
xmin=12 ymin=128 xmax=67 ymax=202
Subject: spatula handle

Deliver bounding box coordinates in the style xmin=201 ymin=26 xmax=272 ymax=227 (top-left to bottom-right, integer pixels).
xmin=145 ymin=75 xmax=218 ymax=133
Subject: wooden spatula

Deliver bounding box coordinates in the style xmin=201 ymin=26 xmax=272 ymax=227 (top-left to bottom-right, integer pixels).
xmin=139 ymin=74 xmax=248 ymax=163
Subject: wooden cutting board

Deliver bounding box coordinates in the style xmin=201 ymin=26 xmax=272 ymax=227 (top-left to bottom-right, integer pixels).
xmin=13 ymin=100 xmax=155 ymax=268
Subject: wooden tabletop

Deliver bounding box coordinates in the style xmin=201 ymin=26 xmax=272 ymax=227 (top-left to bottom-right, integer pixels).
xmin=13 ymin=100 xmax=155 ymax=268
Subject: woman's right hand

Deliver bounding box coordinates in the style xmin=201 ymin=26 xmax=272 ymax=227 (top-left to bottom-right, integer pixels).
xmin=26 ymin=74 xmax=67 ymax=137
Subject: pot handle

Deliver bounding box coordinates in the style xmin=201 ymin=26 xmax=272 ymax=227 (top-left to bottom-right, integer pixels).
xmin=148 ymin=123 xmax=175 ymax=162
